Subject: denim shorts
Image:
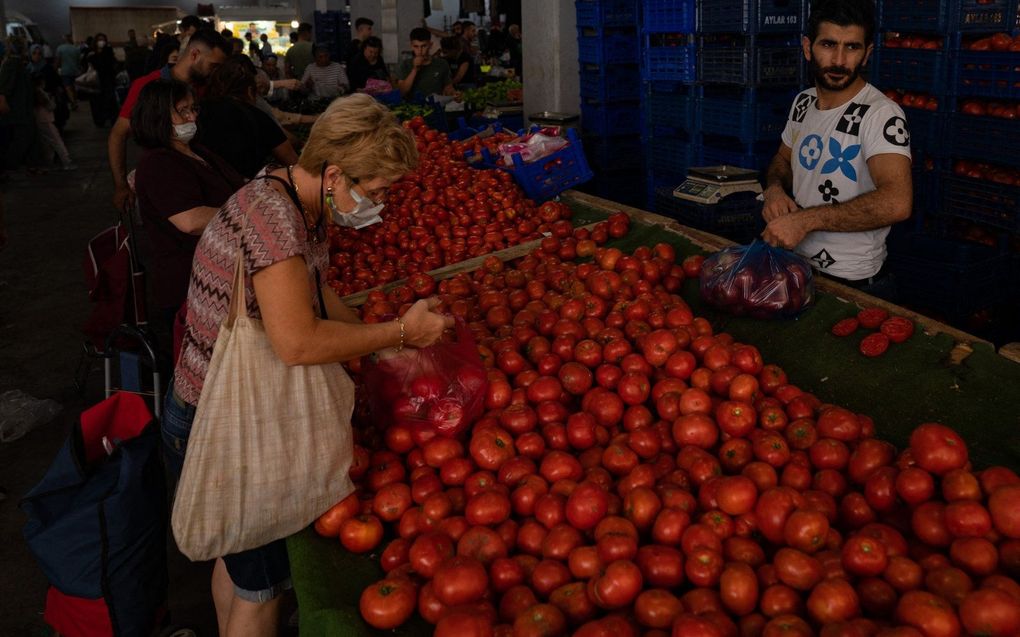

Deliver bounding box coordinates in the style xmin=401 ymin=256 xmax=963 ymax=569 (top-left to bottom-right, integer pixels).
xmin=162 ymin=383 xmax=293 ymax=603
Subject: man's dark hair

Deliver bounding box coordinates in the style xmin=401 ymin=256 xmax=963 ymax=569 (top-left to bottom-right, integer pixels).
xmin=180 ymin=15 xmax=204 ymax=33
xmin=410 ymin=27 xmax=431 ymax=43
xmin=355 ymin=18 xmax=374 ymax=29
xmin=206 ymin=54 xmax=257 ymax=100
xmin=220 ymin=28 xmax=233 ymax=39
xmin=147 ymin=33 xmax=181 ymax=72
xmin=298 ymin=22 xmax=313 ymax=36
xmin=186 ymin=29 xmax=231 ymax=56
xmin=807 ymin=0 xmax=876 ymax=44
xmin=314 ymin=44 xmax=332 ymax=57
xmin=363 ymin=36 xmax=382 ymax=50
xmin=131 ymin=79 xmax=193 ymax=149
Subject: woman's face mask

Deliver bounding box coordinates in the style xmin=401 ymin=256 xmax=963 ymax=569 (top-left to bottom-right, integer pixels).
xmin=96 ymin=40 xmax=107 ymax=49
xmin=327 ymin=183 xmax=385 ymax=229
xmin=173 ymin=122 xmax=197 ymax=144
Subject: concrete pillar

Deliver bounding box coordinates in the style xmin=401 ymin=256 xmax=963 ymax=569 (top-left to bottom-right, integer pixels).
xmin=521 ymin=0 xmax=579 ymax=121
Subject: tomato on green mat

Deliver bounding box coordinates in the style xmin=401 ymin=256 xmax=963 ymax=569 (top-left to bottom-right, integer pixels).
xmin=831 ymin=317 xmax=860 ymax=337
xmin=860 ymin=333 xmax=891 ymax=357
xmin=857 ymin=307 xmax=889 ymax=329
xmin=880 ymin=316 xmax=916 ymax=343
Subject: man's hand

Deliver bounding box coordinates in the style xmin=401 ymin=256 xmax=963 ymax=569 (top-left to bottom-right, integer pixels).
xmin=413 ymin=54 xmax=430 ymax=69
xmin=113 ymin=184 xmax=135 ymax=214
xmin=762 ymin=185 xmax=798 ymax=222
xmin=276 ymin=78 xmax=301 ymax=91
xmin=762 ymin=212 xmax=812 ymax=250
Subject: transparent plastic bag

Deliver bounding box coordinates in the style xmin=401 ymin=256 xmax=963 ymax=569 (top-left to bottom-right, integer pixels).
xmin=0 ymin=390 xmax=62 ymax=443
xmin=365 ymin=321 xmax=488 ymax=438
xmin=700 ymin=240 xmax=815 ymax=319
xmin=498 ymin=129 xmax=569 ymax=166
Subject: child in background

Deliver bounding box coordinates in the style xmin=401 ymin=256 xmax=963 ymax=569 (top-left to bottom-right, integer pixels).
xmin=34 ymin=77 xmax=75 ymax=171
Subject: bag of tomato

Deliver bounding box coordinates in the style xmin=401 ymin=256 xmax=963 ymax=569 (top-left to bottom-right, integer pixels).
xmin=700 ymin=240 xmax=815 ymax=319
xmin=365 ymin=319 xmax=488 ymax=438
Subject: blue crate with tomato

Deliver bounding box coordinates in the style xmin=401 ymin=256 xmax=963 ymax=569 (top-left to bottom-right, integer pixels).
xmin=947 ymin=101 xmax=1020 ymax=169
xmin=952 ymin=33 xmax=1020 ymax=100
xmin=575 ymin=0 xmax=638 ymax=28
xmin=941 ymin=159 xmax=1020 ymax=232
xmin=879 ymin=0 xmax=952 ymax=33
xmin=873 ymin=33 xmax=949 ymax=95
xmin=697 ymin=0 xmax=806 ymax=35
xmin=642 ymin=0 xmax=696 ymax=33
xmin=952 ymin=0 xmax=1020 ymax=31
xmin=888 ymin=230 xmax=1013 ymax=318
xmin=698 ymin=34 xmax=802 ymax=86
xmin=882 ymin=90 xmax=946 ymax=154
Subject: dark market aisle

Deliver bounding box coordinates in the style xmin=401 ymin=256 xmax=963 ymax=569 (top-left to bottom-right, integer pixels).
xmin=0 ymin=109 xmax=225 ymax=636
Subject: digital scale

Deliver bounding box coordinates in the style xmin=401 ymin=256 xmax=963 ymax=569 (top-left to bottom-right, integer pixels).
xmin=673 ymin=165 xmax=763 ymax=205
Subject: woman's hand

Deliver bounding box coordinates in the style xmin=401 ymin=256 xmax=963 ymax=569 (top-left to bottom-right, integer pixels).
xmin=402 ymin=297 xmax=454 ymax=348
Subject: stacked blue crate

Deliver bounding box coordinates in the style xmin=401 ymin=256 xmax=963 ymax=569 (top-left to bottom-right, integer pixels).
xmin=875 ymin=0 xmax=1020 ymax=320
xmin=640 ymin=0 xmax=699 ymax=211
xmin=576 ymin=0 xmax=645 ymax=206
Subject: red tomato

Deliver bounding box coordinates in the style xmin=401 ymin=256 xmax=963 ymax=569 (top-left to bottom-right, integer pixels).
xmin=359 ymin=577 xmax=417 ymax=629
xmin=432 ymin=555 xmax=489 ymax=606
xmin=857 ymin=307 xmax=889 ymax=329
xmin=831 ymin=317 xmax=860 ymax=337
xmin=909 ymin=423 xmax=969 ymax=476
xmin=880 ymin=316 xmax=915 ymax=342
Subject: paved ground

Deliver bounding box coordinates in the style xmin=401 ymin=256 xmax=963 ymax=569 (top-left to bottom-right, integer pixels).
xmin=0 ymin=109 xmax=295 ymax=636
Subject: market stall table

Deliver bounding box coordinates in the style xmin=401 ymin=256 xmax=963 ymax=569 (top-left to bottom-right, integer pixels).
xmin=288 ymin=190 xmax=1020 ymax=636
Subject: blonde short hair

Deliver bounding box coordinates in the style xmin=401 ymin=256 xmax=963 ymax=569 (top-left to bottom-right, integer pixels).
xmin=298 ymin=93 xmax=418 ymax=183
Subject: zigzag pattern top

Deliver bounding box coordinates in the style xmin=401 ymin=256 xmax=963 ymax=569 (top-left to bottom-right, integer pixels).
xmin=174 ymin=169 xmax=328 ymax=406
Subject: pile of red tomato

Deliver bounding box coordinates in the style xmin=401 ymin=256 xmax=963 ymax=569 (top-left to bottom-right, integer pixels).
xmin=314 ymin=238 xmax=1020 ymax=637
xmin=883 ymin=34 xmax=943 ymax=50
xmin=323 ymin=119 xmax=572 ymax=298
xmin=882 ymin=91 xmax=939 ymax=112
xmin=963 ymin=33 xmax=1020 ymax=52
xmin=830 ymin=307 xmax=915 ymax=358
xmin=957 ymin=99 xmax=1020 ymax=120
xmin=952 ymin=159 xmax=1020 ymax=187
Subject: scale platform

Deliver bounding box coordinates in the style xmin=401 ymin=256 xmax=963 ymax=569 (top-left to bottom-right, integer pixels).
xmin=673 ymin=165 xmax=763 ymax=205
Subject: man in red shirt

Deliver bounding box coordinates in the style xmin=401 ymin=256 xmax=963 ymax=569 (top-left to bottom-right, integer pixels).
xmin=108 ymin=30 xmax=230 ymax=213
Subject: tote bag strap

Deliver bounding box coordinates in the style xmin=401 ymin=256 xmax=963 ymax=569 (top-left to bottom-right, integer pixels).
xmin=225 ymin=255 xmax=248 ymax=329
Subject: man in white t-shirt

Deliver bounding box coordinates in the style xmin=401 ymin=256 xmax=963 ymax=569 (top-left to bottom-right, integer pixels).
xmin=762 ymin=0 xmax=912 ymax=294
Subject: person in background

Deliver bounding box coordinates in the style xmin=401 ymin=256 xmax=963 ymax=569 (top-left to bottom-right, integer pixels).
xmin=348 ymin=36 xmax=389 ymax=91
xmin=484 ymin=21 xmax=507 ymax=58
xmin=244 ymin=32 xmax=261 ymax=62
xmin=125 ymin=30 xmax=150 ymax=80
xmin=220 ymin=28 xmax=233 ymax=40
xmin=56 ymin=34 xmax=81 ymax=109
xmin=396 ymin=28 xmax=453 ymax=98
xmin=146 ymin=34 xmax=180 ymax=73
xmin=178 ymin=15 xmax=204 ymax=50
xmin=507 ymin=24 xmax=523 ymax=78
xmin=302 ymin=46 xmax=349 ymax=99
xmin=131 ymin=79 xmax=245 ymax=349
xmin=196 ymin=54 xmax=298 ymax=179
xmin=285 ymin=23 xmax=314 ymax=80
xmin=109 ymin=29 xmax=230 ymax=213
xmin=0 ymin=37 xmax=41 ymax=172
xmin=86 ymin=32 xmax=118 ymax=128
xmin=440 ymin=36 xmax=474 ymax=87
xmin=167 ymin=92 xmax=447 ymax=637
xmin=761 ymin=0 xmax=911 ymax=298
xmin=28 ymin=44 xmax=69 ymax=133
xmin=259 ymin=33 xmax=274 ymax=59
xmin=460 ymin=21 xmax=479 ymax=59
xmin=344 ymin=17 xmax=374 ymax=63
xmin=33 ymin=76 xmax=75 ymax=171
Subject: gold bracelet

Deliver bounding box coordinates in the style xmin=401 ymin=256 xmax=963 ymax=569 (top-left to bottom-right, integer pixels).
xmin=395 ymin=317 xmax=405 ymax=352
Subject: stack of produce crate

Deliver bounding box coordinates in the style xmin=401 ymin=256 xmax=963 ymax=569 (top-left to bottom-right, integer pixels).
xmin=695 ymin=0 xmax=805 ymax=174
xmin=313 ymin=10 xmax=350 ymax=64
xmin=876 ymin=0 xmax=1020 ymax=327
xmin=639 ymin=0 xmax=698 ymax=210
xmin=575 ymin=0 xmax=645 ymax=206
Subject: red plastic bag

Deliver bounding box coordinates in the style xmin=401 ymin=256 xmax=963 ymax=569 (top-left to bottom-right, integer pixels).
xmin=365 ymin=321 xmax=488 ymax=438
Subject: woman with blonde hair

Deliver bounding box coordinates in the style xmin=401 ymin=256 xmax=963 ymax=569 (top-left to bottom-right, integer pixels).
xmin=165 ymin=93 xmax=452 ymax=636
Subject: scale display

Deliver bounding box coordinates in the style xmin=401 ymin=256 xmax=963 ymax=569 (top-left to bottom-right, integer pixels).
xmin=673 ymin=165 xmax=763 ymax=205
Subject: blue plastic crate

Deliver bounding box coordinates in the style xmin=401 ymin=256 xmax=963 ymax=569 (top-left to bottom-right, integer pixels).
xmin=953 ymin=0 xmax=1019 ymax=31
xmin=698 ymin=36 xmax=802 ymax=86
xmin=373 ymin=89 xmax=402 ymax=106
xmin=581 ymin=100 xmax=642 ymax=136
xmin=698 ymin=136 xmax=776 ymax=174
xmin=698 ymin=95 xmax=791 ymax=143
xmin=643 ymin=0 xmax=696 ymax=32
xmin=652 ymin=185 xmax=764 ymax=242
xmin=642 ymin=33 xmax=697 ymax=83
xmin=575 ymin=0 xmax=638 ymax=27
xmin=903 ymin=106 xmax=945 ymax=155
xmin=584 ymin=135 xmax=644 ymax=171
xmin=505 ymin=128 xmax=595 ymax=202
xmin=911 ymin=156 xmax=942 ymax=221
xmin=644 ymin=88 xmax=697 ymax=136
xmin=649 ymin=137 xmax=696 ymax=174
xmin=578 ymin=27 xmax=640 ymax=64
xmin=698 ymin=0 xmax=805 ymax=34
xmin=888 ymin=231 xmax=1012 ymax=317
xmin=952 ymin=50 xmax=1020 ymax=100
xmin=946 ymin=112 xmax=1020 ymax=169
xmin=879 ymin=0 xmax=951 ymax=33
xmin=941 ymin=172 xmax=1020 ymax=233
xmin=580 ymin=63 xmax=642 ymax=102
xmin=873 ymin=47 xmax=948 ymax=95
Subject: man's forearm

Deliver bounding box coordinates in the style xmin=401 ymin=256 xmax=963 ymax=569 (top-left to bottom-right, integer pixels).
xmin=397 ymin=69 xmax=417 ymax=96
xmin=765 ymin=153 xmax=793 ymax=192
xmin=108 ymin=119 xmax=130 ymax=187
xmin=800 ymin=186 xmax=912 ymax=233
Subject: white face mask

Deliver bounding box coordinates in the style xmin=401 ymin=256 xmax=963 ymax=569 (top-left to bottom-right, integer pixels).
xmin=96 ymin=40 xmax=106 ymax=49
xmin=329 ymin=184 xmax=385 ymax=229
xmin=173 ymin=121 xmax=197 ymax=144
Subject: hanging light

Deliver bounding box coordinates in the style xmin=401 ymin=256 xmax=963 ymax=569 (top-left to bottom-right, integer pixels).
xmin=291 ymin=20 xmax=300 ymax=29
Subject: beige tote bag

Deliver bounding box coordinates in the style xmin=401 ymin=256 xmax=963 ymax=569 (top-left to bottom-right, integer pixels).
xmin=172 ymin=257 xmax=356 ymax=561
